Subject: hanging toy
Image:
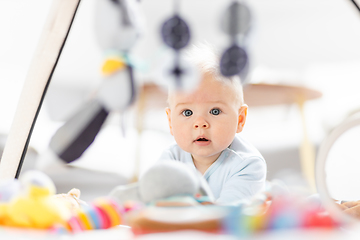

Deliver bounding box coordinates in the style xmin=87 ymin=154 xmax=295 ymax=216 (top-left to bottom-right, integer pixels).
xmin=94 ymin=0 xmax=142 ymax=51
xmin=219 ymin=0 xmax=252 ymax=83
xmin=94 ymin=0 xmax=144 ymax=111
xmin=160 ymin=0 xmax=198 ymax=91
xmin=42 ymin=0 xmax=144 ymax=165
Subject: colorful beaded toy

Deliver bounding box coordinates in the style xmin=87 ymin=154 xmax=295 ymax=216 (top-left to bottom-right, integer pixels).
xmin=66 ymin=198 xmax=125 ymax=232
xmin=223 ymin=194 xmax=340 ymax=237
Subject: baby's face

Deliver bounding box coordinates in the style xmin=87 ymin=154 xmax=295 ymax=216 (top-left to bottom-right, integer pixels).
xmin=166 ymin=74 xmax=247 ymax=163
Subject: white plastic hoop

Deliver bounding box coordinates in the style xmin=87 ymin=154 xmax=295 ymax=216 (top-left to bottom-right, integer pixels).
xmin=316 ymin=112 xmax=360 ymax=224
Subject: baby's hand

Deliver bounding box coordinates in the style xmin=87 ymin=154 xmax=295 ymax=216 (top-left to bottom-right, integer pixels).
xmin=341 ymin=200 xmax=360 ymax=209
xmin=52 ymin=188 xmax=87 ymax=213
xmin=336 ymin=200 xmax=360 ymax=219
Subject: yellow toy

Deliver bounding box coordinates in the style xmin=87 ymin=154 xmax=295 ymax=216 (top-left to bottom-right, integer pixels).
xmin=0 ymin=170 xmax=125 ymax=233
xmin=101 ymin=56 xmax=127 ymax=76
xmin=0 ymin=170 xmax=71 ymax=229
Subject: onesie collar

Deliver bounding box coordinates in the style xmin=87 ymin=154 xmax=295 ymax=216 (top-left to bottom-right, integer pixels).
xmin=203 ymin=149 xmax=230 ymax=180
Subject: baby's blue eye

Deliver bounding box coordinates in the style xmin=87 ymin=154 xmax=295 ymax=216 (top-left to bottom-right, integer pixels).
xmin=210 ymin=108 xmax=221 ymax=115
xmin=182 ymin=109 xmax=193 ymax=117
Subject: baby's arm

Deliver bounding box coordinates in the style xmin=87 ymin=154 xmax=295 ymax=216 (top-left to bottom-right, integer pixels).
xmin=216 ymin=157 xmax=267 ymax=204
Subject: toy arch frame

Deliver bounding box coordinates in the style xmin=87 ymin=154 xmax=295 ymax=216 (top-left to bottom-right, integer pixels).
xmin=0 ymin=0 xmax=81 ymax=181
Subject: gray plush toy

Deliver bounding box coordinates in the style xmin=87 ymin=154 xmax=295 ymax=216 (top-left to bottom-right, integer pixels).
xmin=109 ymin=161 xmax=214 ymax=204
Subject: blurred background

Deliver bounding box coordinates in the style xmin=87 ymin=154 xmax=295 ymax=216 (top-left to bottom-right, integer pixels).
xmin=1 ymin=0 xmax=360 ymax=201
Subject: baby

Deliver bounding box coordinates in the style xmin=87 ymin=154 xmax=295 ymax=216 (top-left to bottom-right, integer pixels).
xmin=159 ymin=43 xmax=267 ymax=204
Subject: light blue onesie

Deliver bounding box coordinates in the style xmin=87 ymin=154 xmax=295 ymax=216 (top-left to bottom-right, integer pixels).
xmin=158 ymin=135 xmax=267 ymax=204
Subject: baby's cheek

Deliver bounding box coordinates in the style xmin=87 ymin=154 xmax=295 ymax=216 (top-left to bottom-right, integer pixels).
xmin=174 ymin=129 xmax=187 ymax=143
xmin=173 ymin=121 xmax=188 ymax=135
xmin=173 ymin=127 xmax=191 ymax=149
xmin=216 ymin=125 xmax=236 ymax=145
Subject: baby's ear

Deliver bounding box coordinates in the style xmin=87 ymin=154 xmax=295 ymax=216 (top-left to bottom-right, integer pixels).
xmin=236 ymin=104 xmax=248 ymax=133
xmin=165 ymin=107 xmax=173 ymax=135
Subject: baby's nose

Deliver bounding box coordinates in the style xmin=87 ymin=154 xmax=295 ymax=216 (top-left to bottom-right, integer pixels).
xmin=194 ymin=118 xmax=209 ymax=129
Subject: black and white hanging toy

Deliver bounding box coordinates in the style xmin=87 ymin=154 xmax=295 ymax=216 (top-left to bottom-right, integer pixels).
xmin=160 ymin=0 xmax=199 ymax=91
xmin=41 ymin=0 xmax=144 ymax=167
xmin=220 ymin=0 xmax=252 ymax=83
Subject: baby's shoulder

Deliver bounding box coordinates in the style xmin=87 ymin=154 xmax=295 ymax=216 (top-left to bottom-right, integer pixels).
xmin=228 ymin=135 xmax=265 ymax=163
xmin=221 ymin=147 xmax=267 ymax=179
xmin=218 ymin=136 xmax=266 ymax=174
xmin=166 ymin=143 xmax=184 ymax=156
xmin=159 ymin=143 xmax=190 ymax=163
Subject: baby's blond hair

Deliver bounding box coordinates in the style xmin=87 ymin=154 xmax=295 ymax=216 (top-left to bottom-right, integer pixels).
xmin=168 ymin=42 xmax=244 ymax=106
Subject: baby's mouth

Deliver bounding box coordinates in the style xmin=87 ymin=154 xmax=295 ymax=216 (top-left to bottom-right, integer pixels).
xmin=194 ymin=136 xmax=211 ymax=146
xmin=195 ymin=137 xmax=209 ymax=142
